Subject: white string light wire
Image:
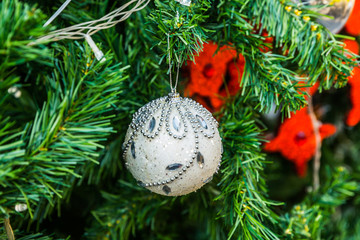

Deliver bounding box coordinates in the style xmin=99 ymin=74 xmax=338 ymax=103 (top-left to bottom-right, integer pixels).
xmin=32 ymin=0 xmax=150 ymax=43
xmin=43 ymin=0 xmax=72 ymax=27
xmin=31 ymin=0 xmax=150 ymax=61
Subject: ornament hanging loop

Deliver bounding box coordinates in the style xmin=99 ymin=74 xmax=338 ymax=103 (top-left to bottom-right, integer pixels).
xmin=167 ymin=34 xmax=179 ymax=94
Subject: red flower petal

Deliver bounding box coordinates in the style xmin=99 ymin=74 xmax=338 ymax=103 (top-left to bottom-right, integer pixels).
xmin=186 ymin=42 xmax=245 ymax=111
xmin=264 ymin=108 xmax=336 ymax=177
xmin=344 ymin=39 xmax=359 ymax=54
xmin=345 ymin=0 xmax=360 ymax=36
xmin=343 ymin=40 xmax=360 ymax=126
xmin=187 ymin=43 xmax=237 ymax=97
xmin=346 ymin=67 xmax=360 ymax=126
xmin=319 ymin=124 xmax=337 ymax=138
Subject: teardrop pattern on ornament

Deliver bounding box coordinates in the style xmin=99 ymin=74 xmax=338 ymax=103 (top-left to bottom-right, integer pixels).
xmin=197 ymin=152 xmax=204 ymax=169
xmin=196 ymin=115 xmax=208 ymax=129
xmin=173 ymin=116 xmax=181 ymax=132
xmin=162 ymin=185 xmax=171 ymax=195
xmin=135 ymin=112 xmax=144 ymax=125
xmin=134 ymin=115 xmax=140 ymax=124
xmin=203 ymin=176 xmax=213 ymax=184
xmin=131 ymin=142 xmax=136 ymax=159
xmin=149 ymin=117 xmax=156 ymax=133
xmin=166 ymin=163 xmax=183 ymax=171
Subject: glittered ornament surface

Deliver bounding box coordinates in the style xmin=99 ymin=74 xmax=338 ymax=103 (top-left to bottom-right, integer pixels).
xmin=123 ymin=93 xmax=222 ymax=196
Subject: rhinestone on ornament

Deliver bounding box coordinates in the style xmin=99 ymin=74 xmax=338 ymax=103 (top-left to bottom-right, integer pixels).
xmin=123 ymin=92 xmax=222 ymax=196
xmin=197 ymin=152 xmax=204 ymax=169
xmin=166 ymin=163 xmax=183 ymax=171
xmin=173 ymin=116 xmax=181 ymax=131
xmin=149 ymin=117 xmax=156 ymax=132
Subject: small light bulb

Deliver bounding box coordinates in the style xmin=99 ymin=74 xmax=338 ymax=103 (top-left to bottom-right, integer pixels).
xmin=15 ymin=204 xmax=27 ymax=212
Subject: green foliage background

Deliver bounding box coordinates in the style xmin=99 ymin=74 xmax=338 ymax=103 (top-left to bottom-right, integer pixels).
xmin=0 ymin=0 xmax=360 ymax=239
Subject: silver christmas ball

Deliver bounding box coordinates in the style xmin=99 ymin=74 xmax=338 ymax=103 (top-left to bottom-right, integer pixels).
xmin=123 ymin=92 xmax=222 ymax=196
xmin=297 ymin=0 xmax=355 ymax=33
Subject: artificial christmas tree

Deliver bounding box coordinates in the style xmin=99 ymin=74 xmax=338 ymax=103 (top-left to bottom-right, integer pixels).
xmin=1 ymin=0 xmax=360 ymax=239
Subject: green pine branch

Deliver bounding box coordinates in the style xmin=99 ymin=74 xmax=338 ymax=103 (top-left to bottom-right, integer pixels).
xmin=85 ymin=181 xmax=173 ymax=240
xmin=0 ymin=42 xmax=128 ymax=227
xmin=1 ymin=0 xmax=359 ymax=239
xmin=0 ymin=217 xmax=64 ymax=239
xmin=216 ymin=95 xmax=281 ymax=240
xmin=148 ymin=0 xmax=212 ymax=66
xmin=279 ymin=166 xmax=358 ymax=239
xmin=86 ymin=177 xmax=230 ymax=240
xmin=0 ymin=0 xmax=52 ymax=91
xmin=209 ymin=0 xmax=359 ymax=116
xmin=247 ymin=0 xmax=359 ymax=88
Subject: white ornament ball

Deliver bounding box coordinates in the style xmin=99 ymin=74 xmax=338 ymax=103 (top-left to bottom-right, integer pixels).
xmin=122 ymin=92 xmax=222 ymax=196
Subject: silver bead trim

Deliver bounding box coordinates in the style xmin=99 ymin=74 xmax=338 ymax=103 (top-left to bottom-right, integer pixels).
xmin=123 ymin=93 xmax=221 ymax=187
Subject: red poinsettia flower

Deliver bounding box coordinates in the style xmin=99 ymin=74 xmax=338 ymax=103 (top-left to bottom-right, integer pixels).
xmin=264 ymin=108 xmax=336 ymax=177
xmin=186 ymin=42 xmax=245 ymax=111
xmin=343 ymin=39 xmax=360 ymax=126
xmin=345 ymin=0 xmax=360 ymax=36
